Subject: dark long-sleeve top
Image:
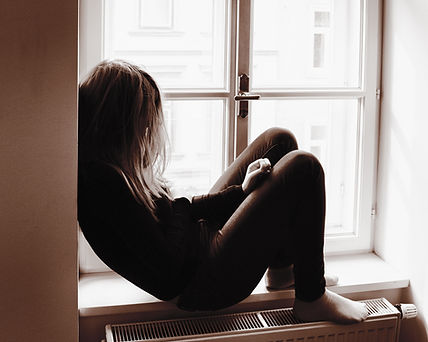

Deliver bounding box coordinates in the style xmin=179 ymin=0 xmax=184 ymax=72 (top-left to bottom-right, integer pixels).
xmin=78 ymin=161 xmax=246 ymax=301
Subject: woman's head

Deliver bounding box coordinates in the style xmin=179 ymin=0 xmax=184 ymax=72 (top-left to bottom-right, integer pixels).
xmin=79 ymin=60 xmax=170 ymax=214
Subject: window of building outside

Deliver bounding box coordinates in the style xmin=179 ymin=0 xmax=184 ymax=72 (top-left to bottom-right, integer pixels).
xmin=79 ymin=0 xmax=381 ymax=272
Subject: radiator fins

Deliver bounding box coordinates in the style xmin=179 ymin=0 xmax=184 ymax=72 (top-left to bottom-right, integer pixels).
xmin=106 ymin=298 xmax=399 ymax=342
xmin=111 ymin=312 xmax=264 ymax=342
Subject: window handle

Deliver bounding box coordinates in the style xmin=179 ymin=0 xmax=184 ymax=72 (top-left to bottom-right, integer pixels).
xmin=236 ymin=74 xmax=260 ymax=118
xmin=234 ymin=93 xmax=260 ymax=101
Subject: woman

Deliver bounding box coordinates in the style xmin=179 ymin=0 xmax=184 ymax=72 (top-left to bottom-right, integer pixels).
xmin=78 ymin=60 xmax=368 ymax=324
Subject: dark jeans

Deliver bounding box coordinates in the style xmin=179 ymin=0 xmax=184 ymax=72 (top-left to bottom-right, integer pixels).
xmin=177 ymin=127 xmax=326 ymax=311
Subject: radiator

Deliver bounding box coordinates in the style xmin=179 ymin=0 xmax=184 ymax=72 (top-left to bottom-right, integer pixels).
xmin=105 ymin=298 xmax=416 ymax=342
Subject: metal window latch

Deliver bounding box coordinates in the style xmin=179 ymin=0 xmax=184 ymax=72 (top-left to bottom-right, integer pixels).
xmin=376 ymin=88 xmax=381 ymax=100
xmin=235 ymin=74 xmax=260 ymax=118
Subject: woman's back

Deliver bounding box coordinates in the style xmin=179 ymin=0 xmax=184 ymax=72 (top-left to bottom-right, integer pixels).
xmin=78 ymin=160 xmax=198 ymax=300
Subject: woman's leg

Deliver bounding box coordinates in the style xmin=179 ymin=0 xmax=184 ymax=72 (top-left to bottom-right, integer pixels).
xmin=178 ymin=126 xmax=299 ymax=310
xmin=178 ymin=150 xmax=367 ymax=323
xmin=209 ymin=127 xmax=298 ymax=268
xmin=209 ymin=127 xmax=298 ymax=193
xmin=179 ymin=150 xmax=324 ymax=308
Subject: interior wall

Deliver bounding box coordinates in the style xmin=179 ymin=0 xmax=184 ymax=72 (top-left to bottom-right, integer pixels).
xmin=376 ymin=0 xmax=428 ymax=341
xmin=0 ymin=0 xmax=78 ymax=341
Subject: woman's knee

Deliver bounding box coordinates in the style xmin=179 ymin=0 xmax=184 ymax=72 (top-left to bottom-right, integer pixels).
xmin=279 ymin=150 xmax=324 ymax=180
xmin=261 ymin=127 xmax=298 ymax=151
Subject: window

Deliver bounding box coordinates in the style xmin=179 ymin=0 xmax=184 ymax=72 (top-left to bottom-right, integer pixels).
xmin=139 ymin=0 xmax=173 ymax=29
xmin=79 ymin=0 xmax=381 ymax=271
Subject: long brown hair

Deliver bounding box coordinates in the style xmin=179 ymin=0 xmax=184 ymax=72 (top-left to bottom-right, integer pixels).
xmin=79 ymin=60 xmax=171 ymax=218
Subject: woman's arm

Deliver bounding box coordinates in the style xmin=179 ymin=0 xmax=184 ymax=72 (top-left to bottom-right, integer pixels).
xmin=191 ymin=184 xmax=246 ymax=222
xmin=191 ymin=158 xmax=271 ymax=224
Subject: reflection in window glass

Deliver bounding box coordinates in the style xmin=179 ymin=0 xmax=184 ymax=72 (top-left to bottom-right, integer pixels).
xmin=163 ymin=100 xmax=225 ymax=198
xmin=249 ymin=99 xmax=360 ymax=234
xmin=105 ymin=0 xmax=228 ymax=89
xmin=252 ymin=0 xmax=361 ymax=88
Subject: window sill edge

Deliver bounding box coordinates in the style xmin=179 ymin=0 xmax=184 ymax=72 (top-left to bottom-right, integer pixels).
xmin=79 ymin=252 xmax=409 ymax=317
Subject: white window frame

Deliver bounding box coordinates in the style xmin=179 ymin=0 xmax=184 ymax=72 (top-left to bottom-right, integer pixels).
xmin=79 ymin=0 xmax=382 ymax=272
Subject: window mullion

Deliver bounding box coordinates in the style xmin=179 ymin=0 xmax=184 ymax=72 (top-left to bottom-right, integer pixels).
xmin=235 ymin=0 xmax=252 ymax=158
xmin=227 ymin=0 xmax=238 ymax=167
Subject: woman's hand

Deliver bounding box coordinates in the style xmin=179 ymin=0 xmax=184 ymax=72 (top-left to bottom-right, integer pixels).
xmin=242 ymin=158 xmax=272 ymax=195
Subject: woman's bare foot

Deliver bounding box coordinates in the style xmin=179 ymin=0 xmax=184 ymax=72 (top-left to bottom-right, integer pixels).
xmin=293 ymin=289 xmax=368 ymax=324
xmin=265 ymin=266 xmax=339 ymax=289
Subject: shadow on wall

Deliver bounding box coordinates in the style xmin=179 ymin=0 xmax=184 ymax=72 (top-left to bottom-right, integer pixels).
xmin=400 ymin=287 xmax=428 ymax=342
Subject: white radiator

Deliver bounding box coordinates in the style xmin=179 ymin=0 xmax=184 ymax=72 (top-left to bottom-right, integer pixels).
xmin=105 ymin=298 xmax=415 ymax=342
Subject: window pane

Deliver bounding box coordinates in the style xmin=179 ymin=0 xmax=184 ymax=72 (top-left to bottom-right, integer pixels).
xmin=249 ymin=99 xmax=360 ymax=234
xmin=140 ymin=0 xmax=172 ymax=28
xmin=163 ymin=100 xmax=225 ymax=198
xmin=252 ymin=0 xmax=361 ymax=88
xmin=104 ymin=0 xmax=228 ymax=89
